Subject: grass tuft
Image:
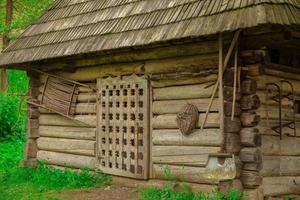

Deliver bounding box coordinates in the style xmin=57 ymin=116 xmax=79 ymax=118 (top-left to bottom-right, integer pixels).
xmin=140 ymin=184 xmax=244 ymax=200
xmin=0 ymin=142 xmax=111 ymax=200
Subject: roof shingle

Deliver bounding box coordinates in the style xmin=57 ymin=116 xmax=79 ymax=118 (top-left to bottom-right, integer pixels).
xmin=0 ymin=0 xmax=299 ymax=66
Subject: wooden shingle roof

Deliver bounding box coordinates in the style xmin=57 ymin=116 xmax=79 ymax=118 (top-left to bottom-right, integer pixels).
xmin=0 ymin=0 xmax=299 ymax=66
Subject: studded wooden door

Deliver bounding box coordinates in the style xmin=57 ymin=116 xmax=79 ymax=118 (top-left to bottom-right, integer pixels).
xmin=96 ymin=76 xmax=150 ymax=179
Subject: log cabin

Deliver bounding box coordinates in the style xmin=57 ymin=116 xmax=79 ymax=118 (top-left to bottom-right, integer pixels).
xmin=0 ymin=0 xmax=299 ymax=199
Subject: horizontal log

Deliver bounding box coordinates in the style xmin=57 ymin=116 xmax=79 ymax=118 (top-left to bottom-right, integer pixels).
xmin=224 ymin=102 xmax=241 ymax=117
xmin=152 ymin=113 xmax=219 ymax=129
xmin=39 ymin=114 xmax=96 ymax=127
xmin=264 ymin=68 xmax=300 ymax=82
xmin=225 ymin=133 xmax=241 ymax=154
xmin=25 ymin=139 xmax=37 ymax=159
xmin=153 ymin=82 xmax=215 ymax=100
xmin=224 ymin=117 xmax=241 ymax=133
xmin=243 ymin=162 xmax=263 ymax=172
xmin=151 ymin=73 xmax=217 ymax=88
xmin=240 ymin=94 xmax=260 ymax=111
xmin=152 ymin=99 xmax=219 ymax=114
xmin=224 ymin=86 xmax=241 ymax=101
xmin=37 ymin=137 xmax=95 ymax=156
xmin=152 ymin=154 xmax=209 ymax=167
xmin=262 ymin=156 xmax=300 ymax=176
xmin=39 ymin=103 xmax=97 ymax=114
xmin=253 ymin=75 xmax=300 ymax=94
xmin=46 ymin=54 xmax=219 ymax=81
xmin=246 ymin=64 xmax=264 ymax=77
xmin=262 ymin=135 xmax=300 ymax=156
xmin=37 ymin=150 xmax=96 ymax=168
xmin=239 ymin=148 xmax=262 ymax=163
xmin=219 ymin=179 xmax=244 ymax=193
xmin=257 ymin=106 xmax=300 ymax=121
xmin=244 ymin=187 xmax=264 ymax=200
xmin=28 ymin=107 xmax=40 ymax=119
xmin=240 ymin=128 xmax=261 ymax=147
xmin=241 ymin=170 xmax=262 ymax=189
xmin=257 ymin=120 xmax=300 ymax=137
xmin=241 ymin=112 xmax=261 ymax=127
xmin=38 ymin=83 xmax=96 ymax=93
xmin=153 ymin=164 xmax=216 ymax=184
xmin=45 ymin=40 xmax=220 ymax=69
xmin=152 ymin=146 xmax=220 ymax=157
xmin=39 ymin=126 xmax=96 ymax=140
xmin=263 ymin=176 xmax=300 ymax=196
xmin=38 ymin=93 xmax=97 ymax=103
xmin=256 ymin=90 xmax=296 ymax=107
xmin=27 ymin=119 xmax=39 ymax=138
xmin=77 ymin=93 xmax=97 ymax=102
xmin=152 ymin=129 xmax=222 ymax=146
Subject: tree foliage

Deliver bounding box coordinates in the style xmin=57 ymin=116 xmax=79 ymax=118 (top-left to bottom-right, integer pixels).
xmin=0 ymin=0 xmax=53 ymax=43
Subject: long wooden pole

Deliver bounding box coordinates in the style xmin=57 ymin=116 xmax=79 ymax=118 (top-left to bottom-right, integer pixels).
xmin=218 ymin=33 xmax=225 ymax=152
xmin=201 ymin=30 xmax=241 ymax=129
xmin=231 ymin=45 xmax=238 ymax=120
xmin=1 ymin=0 xmax=13 ymax=92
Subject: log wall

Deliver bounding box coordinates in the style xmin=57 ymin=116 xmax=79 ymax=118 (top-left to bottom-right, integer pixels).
xmin=241 ymin=49 xmax=300 ymax=198
xmin=256 ymin=68 xmax=300 ymax=198
xmin=30 ymin=39 xmax=228 ymax=191
xmin=150 ymin=74 xmax=223 ymax=184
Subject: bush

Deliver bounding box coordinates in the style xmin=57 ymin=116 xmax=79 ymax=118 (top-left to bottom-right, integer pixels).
xmin=0 ymin=94 xmax=27 ymax=141
xmin=0 ymin=70 xmax=28 ymax=142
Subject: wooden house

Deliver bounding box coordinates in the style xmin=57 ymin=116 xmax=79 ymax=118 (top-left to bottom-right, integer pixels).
xmin=0 ymin=0 xmax=299 ymax=199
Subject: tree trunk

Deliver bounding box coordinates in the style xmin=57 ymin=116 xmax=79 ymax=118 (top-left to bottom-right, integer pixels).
xmin=1 ymin=0 xmax=13 ymax=92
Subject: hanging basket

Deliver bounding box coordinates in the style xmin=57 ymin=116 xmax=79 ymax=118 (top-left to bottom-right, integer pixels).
xmin=176 ymin=104 xmax=199 ymax=135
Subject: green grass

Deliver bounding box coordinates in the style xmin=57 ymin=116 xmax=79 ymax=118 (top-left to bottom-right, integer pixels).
xmin=0 ymin=142 xmax=111 ymax=200
xmin=140 ymin=184 xmax=244 ymax=200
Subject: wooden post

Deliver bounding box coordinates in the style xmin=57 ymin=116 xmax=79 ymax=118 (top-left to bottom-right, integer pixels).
xmin=20 ymin=70 xmax=40 ymax=168
xmin=239 ymin=50 xmax=264 ymax=197
xmin=201 ymin=30 xmax=241 ymax=129
xmin=232 ymin=45 xmax=238 ymax=120
xmin=1 ymin=0 xmax=13 ymax=92
xmin=219 ymin=33 xmax=225 ymax=152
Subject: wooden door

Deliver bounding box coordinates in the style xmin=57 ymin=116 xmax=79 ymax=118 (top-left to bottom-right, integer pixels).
xmin=96 ymin=75 xmax=149 ymax=179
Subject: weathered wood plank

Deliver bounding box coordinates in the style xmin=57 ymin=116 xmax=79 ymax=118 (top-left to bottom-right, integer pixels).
xmin=153 ymin=164 xmax=216 ymax=184
xmin=37 ymin=150 xmax=96 ymax=168
xmin=256 ymin=120 xmax=300 ymax=137
xmin=152 ymin=154 xmax=209 ymax=167
xmin=153 ymin=83 xmax=216 ymax=100
xmin=257 ymin=106 xmax=300 ymax=121
xmin=152 ymin=129 xmax=222 ymax=146
xmin=37 ymin=137 xmax=95 ymax=156
xmin=263 ymin=177 xmax=300 ymax=196
xmin=39 ymin=126 xmax=96 ymax=140
xmin=262 ymin=136 xmax=300 ymax=156
xmin=44 ymin=41 xmax=219 ymax=70
xmin=151 ymin=74 xmax=217 ymax=88
xmin=153 ymin=99 xmax=219 ymax=114
xmin=39 ymin=114 xmax=96 ymax=127
xmin=152 ymin=146 xmax=220 ymax=157
xmin=152 ymin=114 xmax=219 ymax=129
xmin=262 ymin=156 xmax=300 ymax=176
xmin=253 ymin=75 xmax=300 ymax=94
xmin=45 ymin=54 xmax=219 ymax=81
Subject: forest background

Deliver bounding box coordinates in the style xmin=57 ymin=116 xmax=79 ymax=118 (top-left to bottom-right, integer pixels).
xmin=0 ymin=0 xmax=53 ymax=141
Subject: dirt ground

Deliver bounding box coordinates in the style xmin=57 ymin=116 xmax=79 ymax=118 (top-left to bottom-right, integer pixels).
xmin=53 ymin=186 xmax=139 ymax=200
